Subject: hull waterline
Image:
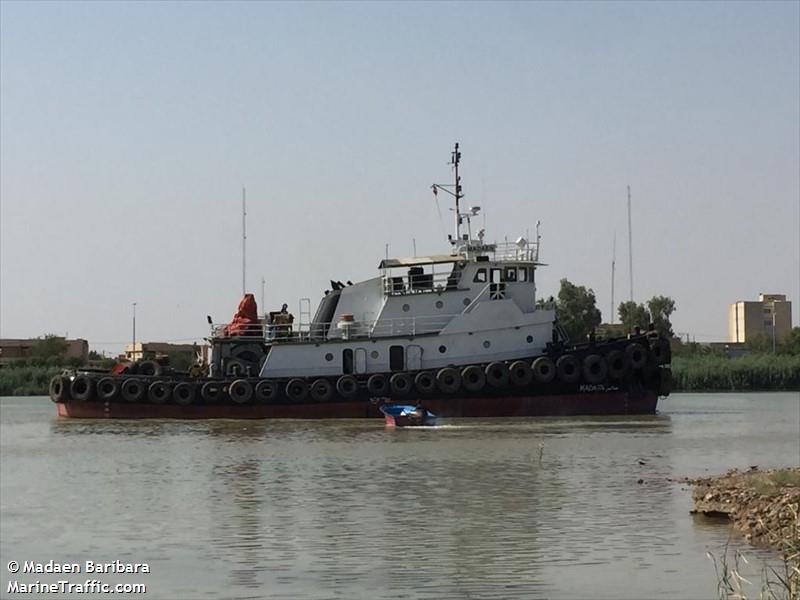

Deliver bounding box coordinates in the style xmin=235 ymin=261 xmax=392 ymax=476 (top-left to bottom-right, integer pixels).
xmin=56 ymin=390 xmax=658 ymax=419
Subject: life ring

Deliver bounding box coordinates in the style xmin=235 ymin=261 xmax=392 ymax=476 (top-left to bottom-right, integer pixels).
xmin=436 ymin=367 xmax=461 ymax=394
xmin=556 ymin=355 xmax=580 ymax=383
xmin=485 ymin=362 xmax=509 ymax=389
xmin=201 ymin=381 xmax=223 ymax=403
xmin=336 ymin=375 xmax=359 ymax=399
xmin=121 ymin=378 xmax=146 ymax=402
xmin=605 ymin=350 xmax=629 ymax=379
xmin=255 ymin=380 xmax=279 ymax=402
xmin=49 ymin=375 xmax=71 ymax=403
xmin=229 ymin=379 xmax=254 ymax=404
xmin=70 ymin=375 xmax=95 ymax=402
xmin=389 ymin=373 xmax=413 ymax=397
xmin=367 ymin=374 xmax=388 ymax=396
xmin=414 ymin=371 xmax=437 ymax=395
xmin=509 ymin=360 xmax=533 ymax=387
xmin=148 ymin=381 xmax=171 ymax=404
xmin=625 ymin=343 xmax=648 ymax=370
xmin=286 ymin=378 xmax=309 ymax=402
xmin=582 ymin=354 xmax=607 ymax=384
xmin=138 ymin=360 xmax=162 ymax=377
xmin=461 ymin=365 xmax=486 ymax=392
xmin=650 ymin=338 xmax=671 ymax=365
xmin=97 ymin=377 xmax=120 ymax=401
xmin=310 ymin=378 xmax=334 ymax=402
xmin=173 ymin=381 xmax=196 ymax=405
xmin=532 ymin=357 xmax=556 ymax=384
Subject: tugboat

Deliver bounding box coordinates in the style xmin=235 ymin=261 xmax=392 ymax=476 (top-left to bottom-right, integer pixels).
xmin=50 ymin=144 xmax=671 ymax=419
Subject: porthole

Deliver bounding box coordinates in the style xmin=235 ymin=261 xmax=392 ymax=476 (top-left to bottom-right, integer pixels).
xmin=463 ymin=298 xmax=471 ymax=306
xmin=438 ymin=345 xmax=447 ymax=354
xmin=435 ymin=300 xmax=444 ymax=309
xmin=371 ymin=350 xmax=379 ymax=359
xmin=483 ymin=340 xmax=491 ymax=348
xmin=526 ymin=335 xmax=533 ymax=343
xmin=402 ymin=304 xmax=410 ymax=312
xmin=325 ymin=353 xmax=334 ymax=361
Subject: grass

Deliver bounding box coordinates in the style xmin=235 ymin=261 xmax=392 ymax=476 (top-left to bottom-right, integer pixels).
xmin=672 ymin=354 xmax=800 ymax=392
xmin=0 ymin=365 xmax=62 ymax=396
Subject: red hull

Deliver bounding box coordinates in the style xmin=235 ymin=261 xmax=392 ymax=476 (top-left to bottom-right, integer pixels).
xmin=56 ymin=390 xmax=658 ymax=419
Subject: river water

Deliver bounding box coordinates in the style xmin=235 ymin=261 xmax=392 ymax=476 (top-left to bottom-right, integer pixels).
xmin=1 ymin=393 xmax=798 ymax=599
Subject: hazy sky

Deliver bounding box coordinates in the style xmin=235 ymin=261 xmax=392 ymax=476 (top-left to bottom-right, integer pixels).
xmin=1 ymin=1 xmax=798 ymax=354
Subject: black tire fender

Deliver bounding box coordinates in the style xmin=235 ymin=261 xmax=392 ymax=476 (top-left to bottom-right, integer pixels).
xmin=148 ymin=381 xmax=171 ymax=404
xmin=532 ymin=357 xmax=556 ymax=384
xmin=626 ymin=343 xmax=648 ymax=370
xmin=121 ymin=378 xmax=146 ymax=403
xmin=367 ymin=374 xmax=388 ymax=396
xmin=49 ymin=375 xmax=71 ymax=403
xmin=138 ymin=360 xmax=162 ymax=377
xmin=255 ymin=380 xmax=279 ymax=402
xmin=286 ymin=378 xmax=309 ymax=402
xmin=71 ymin=375 xmax=95 ymax=402
xmin=605 ymin=350 xmax=629 ymax=379
xmin=485 ymin=361 xmax=509 ymax=389
xmin=97 ymin=377 xmax=120 ymax=401
xmin=336 ymin=375 xmax=359 ymax=399
xmin=556 ymin=355 xmax=580 ymax=384
xmin=229 ymin=379 xmax=254 ymax=404
xmin=509 ymin=360 xmax=533 ymax=387
xmin=201 ymin=381 xmax=223 ymax=403
xmin=414 ymin=371 xmax=437 ymax=395
xmin=436 ymin=367 xmax=461 ymax=394
xmin=461 ymin=365 xmax=486 ymax=392
xmin=310 ymin=378 xmax=334 ymax=402
xmin=582 ymin=354 xmax=607 ymax=384
xmin=389 ymin=373 xmax=413 ymax=397
xmin=173 ymin=381 xmax=196 ymax=405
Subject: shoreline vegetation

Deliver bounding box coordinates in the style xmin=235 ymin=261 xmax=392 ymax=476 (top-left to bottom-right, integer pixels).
xmin=1 ymin=354 xmax=799 ymax=397
xmin=690 ymin=468 xmax=799 ymax=599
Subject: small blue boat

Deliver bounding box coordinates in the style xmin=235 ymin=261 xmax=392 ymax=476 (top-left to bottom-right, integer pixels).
xmin=380 ymin=404 xmax=436 ymax=427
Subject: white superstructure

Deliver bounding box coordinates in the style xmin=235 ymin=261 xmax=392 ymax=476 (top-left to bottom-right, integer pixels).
xmin=213 ymin=143 xmax=560 ymax=379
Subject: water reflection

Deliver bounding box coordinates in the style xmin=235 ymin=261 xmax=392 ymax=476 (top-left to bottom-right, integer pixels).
xmin=3 ymin=395 xmax=796 ymax=598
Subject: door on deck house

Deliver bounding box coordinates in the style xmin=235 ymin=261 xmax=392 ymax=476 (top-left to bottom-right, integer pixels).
xmin=406 ymin=345 xmax=422 ymax=371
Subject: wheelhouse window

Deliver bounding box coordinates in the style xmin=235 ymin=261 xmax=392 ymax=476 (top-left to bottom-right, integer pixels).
xmin=505 ymin=267 xmax=517 ymax=282
xmin=518 ymin=267 xmax=528 ymax=282
xmin=491 ymin=268 xmax=503 ymax=283
xmin=473 ymin=268 xmax=487 ymax=283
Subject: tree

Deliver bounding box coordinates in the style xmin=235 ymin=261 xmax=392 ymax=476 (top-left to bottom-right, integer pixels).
xmin=31 ymin=335 xmax=68 ymax=364
xmin=555 ymin=278 xmax=602 ymax=342
xmin=618 ymin=301 xmax=650 ymax=334
xmin=647 ymin=295 xmax=676 ymax=338
xmin=778 ymin=327 xmax=800 ymax=355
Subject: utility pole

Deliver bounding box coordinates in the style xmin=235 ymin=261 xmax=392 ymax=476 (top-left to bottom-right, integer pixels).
xmin=242 ymin=187 xmax=247 ymax=296
xmin=132 ymin=302 xmax=137 ymax=361
xmin=627 ymin=185 xmax=633 ymax=302
xmin=261 ymin=277 xmax=266 ymax=315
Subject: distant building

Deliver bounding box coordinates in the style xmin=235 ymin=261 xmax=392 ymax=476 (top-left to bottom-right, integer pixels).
xmin=728 ymin=294 xmax=792 ymax=344
xmin=123 ymin=342 xmax=208 ymax=364
xmin=0 ymin=338 xmax=89 ymax=366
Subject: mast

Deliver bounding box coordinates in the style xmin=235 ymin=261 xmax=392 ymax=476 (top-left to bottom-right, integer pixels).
xmin=452 ymin=142 xmax=462 ymax=242
xmin=611 ymin=232 xmax=616 ymax=323
xmin=627 ymin=185 xmax=633 ymax=302
xmin=242 ymin=187 xmax=247 ymax=296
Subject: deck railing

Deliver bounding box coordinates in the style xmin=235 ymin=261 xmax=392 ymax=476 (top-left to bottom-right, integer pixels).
xmin=210 ymin=314 xmax=458 ymax=344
